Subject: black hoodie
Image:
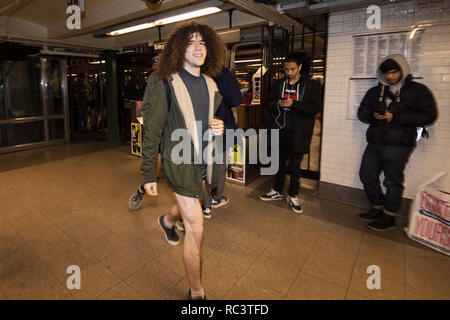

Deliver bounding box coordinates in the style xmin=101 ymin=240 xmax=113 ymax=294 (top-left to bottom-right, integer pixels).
xmin=357 ymin=54 xmax=437 ymax=147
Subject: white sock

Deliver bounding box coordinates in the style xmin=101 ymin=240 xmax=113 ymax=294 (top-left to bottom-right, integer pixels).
xmin=190 ymin=287 xmax=205 ymax=299
xmin=163 ymin=215 xmax=173 ymax=228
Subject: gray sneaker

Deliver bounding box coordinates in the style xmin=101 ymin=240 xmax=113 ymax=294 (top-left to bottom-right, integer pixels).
xmin=157 ymin=215 xmax=180 ymax=246
xmin=129 ymin=188 xmax=145 ymax=210
xmin=287 ymin=195 xmax=303 ymax=214
xmin=260 ymin=189 xmax=283 ymax=201
xmin=176 ymin=219 xmax=185 ymax=233
xmin=211 ymin=196 xmax=229 ymax=208
xmin=203 ymin=207 xmax=212 ymax=219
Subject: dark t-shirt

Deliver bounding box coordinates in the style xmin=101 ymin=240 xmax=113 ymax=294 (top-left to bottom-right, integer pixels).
xmin=281 ymin=79 xmax=300 ymax=131
xmin=179 ymin=68 xmax=210 ymax=159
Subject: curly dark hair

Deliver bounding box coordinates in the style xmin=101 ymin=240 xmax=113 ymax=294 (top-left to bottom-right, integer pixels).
xmin=157 ymin=22 xmax=226 ymax=79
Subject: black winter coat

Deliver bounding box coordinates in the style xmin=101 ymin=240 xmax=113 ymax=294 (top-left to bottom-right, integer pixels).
xmin=267 ymin=77 xmax=322 ymax=154
xmin=358 ymin=76 xmax=437 ymax=147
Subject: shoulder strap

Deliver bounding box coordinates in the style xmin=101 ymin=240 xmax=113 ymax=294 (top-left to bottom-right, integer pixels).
xmin=163 ymin=78 xmax=171 ymax=110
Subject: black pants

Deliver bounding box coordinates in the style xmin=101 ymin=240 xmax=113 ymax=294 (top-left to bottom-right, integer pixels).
xmin=273 ymin=130 xmax=304 ymax=197
xmin=359 ymin=143 xmax=414 ymax=214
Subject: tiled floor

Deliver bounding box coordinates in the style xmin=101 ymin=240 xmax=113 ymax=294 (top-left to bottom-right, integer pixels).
xmin=0 ymin=142 xmax=449 ymax=300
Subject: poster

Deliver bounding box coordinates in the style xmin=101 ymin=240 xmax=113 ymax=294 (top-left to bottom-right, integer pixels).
xmin=352 ymin=31 xmax=423 ymax=78
xmin=226 ymin=140 xmax=245 ymax=183
xmin=131 ymin=122 xmax=142 ymax=156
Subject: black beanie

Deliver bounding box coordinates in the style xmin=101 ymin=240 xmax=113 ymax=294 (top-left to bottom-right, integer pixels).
xmin=380 ymin=59 xmax=401 ymax=73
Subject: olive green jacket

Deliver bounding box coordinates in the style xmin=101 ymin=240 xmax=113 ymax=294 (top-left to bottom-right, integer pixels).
xmin=141 ymin=72 xmax=223 ymax=198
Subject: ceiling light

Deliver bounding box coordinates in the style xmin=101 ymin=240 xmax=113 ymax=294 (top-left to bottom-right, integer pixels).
xmin=105 ymin=1 xmax=222 ymax=36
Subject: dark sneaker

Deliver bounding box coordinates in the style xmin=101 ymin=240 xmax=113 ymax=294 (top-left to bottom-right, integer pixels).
xmin=367 ymin=213 xmax=396 ymax=231
xmin=260 ymin=189 xmax=283 ymax=201
xmin=157 ymin=215 xmax=180 ymax=246
xmin=287 ymin=195 xmax=303 ymax=213
xmin=211 ymin=196 xmax=229 ymax=208
xmin=203 ymin=207 xmax=212 ymax=219
xmin=129 ymin=188 xmax=145 ymax=210
xmin=188 ymin=289 xmax=206 ymax=300
xmin=358 ymin=208 xmax=383 ymax=221
xmin=176 ymin=219 xmax=185 ymax=233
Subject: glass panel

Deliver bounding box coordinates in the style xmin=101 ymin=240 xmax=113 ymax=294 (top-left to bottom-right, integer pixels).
xmin=1 ymin=59 xmax=42 ymax=120
xmin=0 ymin=121 xmax=44 ymax=147
xmin=47 ymin=59 xmax=63 ymax=115
xmin=48 ymin=118 xmax=65 ymax=140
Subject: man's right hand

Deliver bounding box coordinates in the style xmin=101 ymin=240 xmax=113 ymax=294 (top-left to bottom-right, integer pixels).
xmin=144 ymin=182 xmax=158 ymax=196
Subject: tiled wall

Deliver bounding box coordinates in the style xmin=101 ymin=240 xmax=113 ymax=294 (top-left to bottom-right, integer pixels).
xmin=321 ymin=0 xmax=450 ymax=199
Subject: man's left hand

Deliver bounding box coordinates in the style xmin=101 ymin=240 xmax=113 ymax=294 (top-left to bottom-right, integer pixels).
xmin=279 ymin=98 xmax=293 ymax=108
xmin=210 ymin=119 xmax=224 ymax=136
xmin=384 ymin=111 xmax=393 ymax=122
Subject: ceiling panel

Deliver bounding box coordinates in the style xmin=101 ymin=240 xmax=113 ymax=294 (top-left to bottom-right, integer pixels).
xmin=10 ymin=0 xmax=116 ymax=27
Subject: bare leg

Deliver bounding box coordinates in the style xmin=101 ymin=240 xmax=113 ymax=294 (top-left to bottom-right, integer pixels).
xmin=174 ymin=193 xmax=204 ymax=295
xmin=165 ymin=203 xmax=180 ymax=227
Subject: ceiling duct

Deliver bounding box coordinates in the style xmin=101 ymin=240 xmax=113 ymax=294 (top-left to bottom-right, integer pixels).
xmin=226 ymin=0 xmax=300 ymax=27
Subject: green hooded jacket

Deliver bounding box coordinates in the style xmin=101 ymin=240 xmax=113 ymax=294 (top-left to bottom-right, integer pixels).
xmin=141 ymin=72 xmax=223 ymax=198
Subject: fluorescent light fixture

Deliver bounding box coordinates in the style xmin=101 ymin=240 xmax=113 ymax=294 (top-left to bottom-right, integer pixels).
xmin=235 ymin=59 xmax=261 ymax=63
xmin=105 ymin=1 xmax=222 ymax=36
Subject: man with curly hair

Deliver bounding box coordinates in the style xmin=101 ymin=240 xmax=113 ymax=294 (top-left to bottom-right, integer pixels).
xmin=141 ymin=22 xmax=226 ymax=300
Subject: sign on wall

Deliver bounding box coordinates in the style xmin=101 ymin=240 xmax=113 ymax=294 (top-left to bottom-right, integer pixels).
xmin=348 ymin=29 xmax=424 ymax=120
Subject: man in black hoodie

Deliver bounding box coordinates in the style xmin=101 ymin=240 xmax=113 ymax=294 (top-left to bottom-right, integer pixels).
xmin=357 ymin=54 xmax=437 ymax=231
xmin=260 ymin=52 xmax=322 ymax=213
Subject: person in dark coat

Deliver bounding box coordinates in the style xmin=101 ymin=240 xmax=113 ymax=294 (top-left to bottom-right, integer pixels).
xmin=260 ymin=52 xmax=322 ymax=213
xmin=357 ymin=54 xmax=437 ymax=231
xmin=202 ymin=68 xmax=242 ymax=213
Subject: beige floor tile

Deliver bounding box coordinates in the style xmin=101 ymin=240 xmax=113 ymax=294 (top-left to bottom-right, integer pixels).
xmin=211 ymin=240 xmax=261 ymax=275
xmin=263 ymin=224 xmax=319 ymax=269
xmin=320 ymin=223 xmax=363 ymax=246
xmin=202 ymin=259 xmax=242 ymax=299
xmin=301 ymin=244 xmax=355 ymax=288
xmin=245 ymin=255 xmax=301 ymax=295
xmin=0 ymin=288 xmax=8 ymax=299
xmin=354 ymin=249 xmax=406 ymax=284
xmin=406 ymin=286 xmax=445 ymax=300
xmin=27 ymin=232 xmax=80 ymax=263
xmin=348 ymin=264 xmax=406 ymax=300
xmin=0 ymin=247 xmax=48 ymax=287
xmin=101 ymin=244 xmax=154 ymax=280
xmin=124 ymin=260 xmax=183 ymax=299
xmin=224 ymin=275 xmax=285 ymax=300
xmin=156 ymin=244 xmax=186 ymax=278
xmin=64 ymin=220 xmax=108 ymax=247
xmin=360 ymin=233 xmax=406 ymax=262
xmin=7 ymin=212 xmax=50 ymax=234
xmin=46 ymin=209 xmax=92 ymax=231
xmin=286 ymin=271 xmax=347 ymax=300
xmin=84 ymin=231 xmax=130 ymax=260
xmin=2 ymin=275 xmax=71 ymax=300
xmin=69 ymin=263 xmax=122 ymax=300
xmin=406 ymin=245 xmax=450 ymax=278
xmin=128 ymin=231 xmax=169 ymax=260
xmin=229 ymin=226 xmax=276 ymax=253
xmin=406 ymin=264 xmax=450 ymax=299
xmin=43 ymin=246 xmax=99 ymax=283
xmin=97 ymin=281 xmax=144 ymax=300
xmin=110 ymin=221 xmax=151 ymax=245
xmin=203 ymin=220 xmax=239 ymax=250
